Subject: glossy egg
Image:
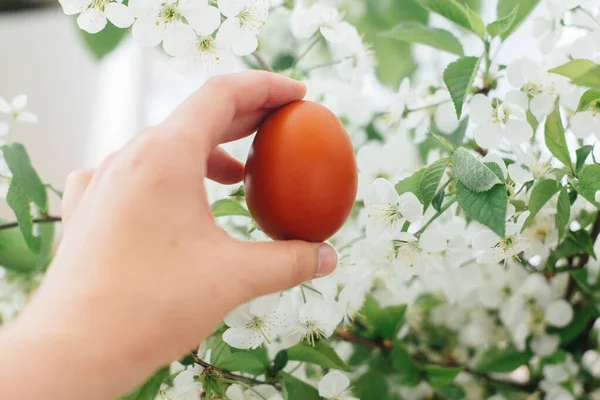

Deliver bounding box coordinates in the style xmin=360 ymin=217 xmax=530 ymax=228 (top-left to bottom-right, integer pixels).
xmin=244 ymin=100 xmax=357 ymax=242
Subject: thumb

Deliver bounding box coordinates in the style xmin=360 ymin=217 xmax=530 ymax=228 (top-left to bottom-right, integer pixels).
xmin=234 ymin=240 xmax=338 ymax=298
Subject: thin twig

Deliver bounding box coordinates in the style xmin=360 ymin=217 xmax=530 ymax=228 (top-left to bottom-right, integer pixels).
xmin=292 ymin=34 xmax=321 ymax=68
xmin=414 ymin=197 xmax=457 ymax=237
xmin=192 ymin=352 xmax=270 ymax=386
xmin=0 ymin=216 xmax=62 ymax=231
xmin=252 ymin=52 xmax=274 ymax=72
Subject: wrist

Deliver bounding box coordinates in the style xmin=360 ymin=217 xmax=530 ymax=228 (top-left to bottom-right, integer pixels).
xmin=0 ymin=287 xmax=161 ymax=399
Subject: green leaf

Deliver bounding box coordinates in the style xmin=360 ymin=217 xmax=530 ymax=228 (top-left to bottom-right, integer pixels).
xmin=573 ymin=65 xmax=600 ymax=88
xmin=2 ymin=143 xmax=49 ymax=253
xmin=452 ymin=148 xmax=501 ymax=192
xmin=576 ymin=89 xmax=600 ymax=112
xmin=118 ymin=367 xmax=170 ymax=400
xmin=432 ymin=188 xmax=445 ymax=212
xmin=361 ymin=296 xmax=407 ymax=339
xmin=420 ymin=158 xmax=450 ymax=211
xmin=286 ymin=340 xmax=350 ymax=372
xmin=417 ymin=0 xmax=485 ymax=38
xmin=382 ymin=22 xmax=464 ymax=55
xmin=548 ymin=59 xmax=597 ymax=80
xmin=423 ymin=365 xmax=463 ymax=388
xmin=79 ymin=21 xmax=129 ymax=60
xmin=395 ymin=168 xmax=425 ymax=202
xmin=456 ymin=182 xmax=507 ymax=237
xmin=444 ymin=57 xmax=481 ymax=119
xmin=484 ymin=162 xmax=504 ymax=181
xmin=280 ymin=372 xmax=320 ymax=400
xmin=353 ymin=369 xmax=391 ymax=400
xmin=215 ymin=351 xmax=267 ymax=376
xmin=549 ymin=305 xmax=595 ymax=345
xmin=497 ymin=0 xmax=541 ymax=39
xmin=350 ymin=0 xmax=429 ymax=88
xmin=0 ymin=224 xmax=39 ymax=272
xmin=211 ymin=199 xmax=251 ymax=218
xmin=556 ymin=187 xmax=570 ymax=241
xmin=526 ymin=110 xmax=539 ymax=132
xmin=432 ymin=132 xmax=456 ymax=152
xmin=545 ymin=104 xmax=571 ymax=169
xmin=436 ymin=384 xmax=467 ymax=400
xmin=573 ymin=164 xmax=600 ymax=209
xmin=548 ymin=229 xmax=596 ymax=267
xmin=474 ymin=345 xmax=532 ymax=373
xmin=523 ymin=180 xmax=560 ymax=227
xmin=35 ymin=222 xmax=55 ymax=271
xmin=486 ymin=4 xmax=518 ymax=38
xmin=273 ymin=350 xmax=289 ymax=372
xmin=576 ymin=145 xmax=593 ymax=174
xmin=391 ymin=341 xmax=421 ymax=386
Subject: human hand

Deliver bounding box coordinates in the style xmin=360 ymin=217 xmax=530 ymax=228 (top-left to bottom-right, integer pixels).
xmin=0 ymin=71 xmax=337 ymax=399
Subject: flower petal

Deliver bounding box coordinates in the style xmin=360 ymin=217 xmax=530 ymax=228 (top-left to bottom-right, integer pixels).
xmin=132 ymin=18 xmax=165 ymax=47
xmin=505 ymin=90 xmax=529 ymax=111
xmin=222 ymin=327 xmax=264 ymax=349
xmin=398 ymin=192 xmax=422 ymax=223
xmin=475 ymin=122 xmax=503 ymax=149
xmin=530 ymin=94 xmax=555 ymax=120
xmin=11 ymin=95 xmax=27 ymax=111
xmin=187 ymin=5 xmax=222 ymax=35
xmin=571 ymin=111 xmax=595 ymax=139
xmin=508 ymin=164 xmax=534 ymax=185
xmin=77 ymin=7 xmax=107 ymax=34
xmin=0 ymin=97 xmax=10 ymax=114
xmin=223 ymin=303 xmax=252 ymax=327
xmin=249 ymin=293 xmax=280 ymax=316
xmin=469 ymin=94 xmax=493 ymax=124
xmin=163 ymin=23 xmax=196 ymax=56
xmin=545 ymin=299 xmax=574 ymax=327
xmin=320 ymin=21 xmax=350 ymax=43
xmin=16 ymin=112 xmax=38 ymax=124
xmin=59 ymin=0 xmax=91 ymax=15
xmin=218 ymin=0 xmax=241 ymax=18
xmin=232 ymin=30 xmax=258 ymax=56
xmin=434 ymin=101 xmax=460 ymax=134
xmin=482 ymin=153 xmax=507 ymax=179
xmin=0 ymin=122 xmax=9 ymax=137
xmin=505 ymin=119 xmax=533 ymax=145
xmin=318 ymin=371 xmax=350 ymax=398
xmin=105 ymin=2 xmax=134 ymax=28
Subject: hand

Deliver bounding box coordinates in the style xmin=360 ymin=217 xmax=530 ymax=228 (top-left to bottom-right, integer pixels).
xmin=0 ymin=71 xmax=337 ymax=399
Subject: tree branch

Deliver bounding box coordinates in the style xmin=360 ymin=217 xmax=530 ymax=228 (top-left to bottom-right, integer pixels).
xmin=252 ymin=52 xmax=274 ymax=72
xmin=333 ymin=329 xmax=538 ymax=392
xmin=0 ymin=216 xmax=62 ymax=231
xmin=192 ymin=352 xmax=272 ymax=387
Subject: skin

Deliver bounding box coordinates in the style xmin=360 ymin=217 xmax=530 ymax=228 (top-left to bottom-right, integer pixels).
xmin=0 ymin=71 xmax=337 ymax=400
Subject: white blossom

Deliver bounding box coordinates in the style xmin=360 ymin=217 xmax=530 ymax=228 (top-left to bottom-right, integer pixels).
xmin=222 ymin=293 xmax=281 ymax=349
xmin=364 ymin=178 xmax=422 ymax=242
xmin=130 ymin=0 xmax=220 ymax=56
xmin=469 ymin=94 xmax=532 ymax=149
xmin=318 ymin=371 xmax=358 ymax=400
xmin=291 ymin=3 xmax=352 ymax=43
xmin=59 ymin=0 xmax=133 ymax=34
xmin=218 ymin=0 xmax=270 ymax=56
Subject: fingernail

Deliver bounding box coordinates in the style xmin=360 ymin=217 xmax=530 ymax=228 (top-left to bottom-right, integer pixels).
xmin=316 ymin=245 xmax=337 ymax=277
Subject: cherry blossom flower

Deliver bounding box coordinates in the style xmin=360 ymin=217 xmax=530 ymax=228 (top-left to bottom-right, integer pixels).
xmin=469 ymin=94 xmax=533 ymax=149
xmin=318 ymin=371 xmax=358 ymax=400
xmin=364 ymin=178 xmax=422 ymax=242
xmin=59 ymin=0 xmax=133 ymax=34
xmin=130 ymin=0 xmax=221 ymax=56
xmin=218 ymin=0 xmax=270 ymax=56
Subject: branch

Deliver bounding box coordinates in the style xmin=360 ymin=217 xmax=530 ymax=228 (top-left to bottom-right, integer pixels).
xmin=334 ymin=329 xmax=391 ymax=351
xmin=0 ymin=215 xmax=62 ymax=231
xmin=333 ymin=330 xmax=538 ymax=392
xmin=192 ymin=352 xmax=272 ymax=387
xmin=577 ymin=211 xmax=600 ymax=268
xmin=251 ymin=52 xmax=274 ymax=72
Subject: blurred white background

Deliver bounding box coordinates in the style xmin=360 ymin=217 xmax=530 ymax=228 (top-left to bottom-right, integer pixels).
xmin=0 ymin=0 xmax=581 ymax=216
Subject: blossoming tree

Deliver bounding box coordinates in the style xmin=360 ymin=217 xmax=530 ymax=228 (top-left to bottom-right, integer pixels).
xmin=2 ymin=0 xmax=600 ymax=398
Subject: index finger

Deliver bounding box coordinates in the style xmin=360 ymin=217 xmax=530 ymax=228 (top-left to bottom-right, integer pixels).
xmin=162 ymin=71 xmax=306 ymax=156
